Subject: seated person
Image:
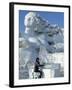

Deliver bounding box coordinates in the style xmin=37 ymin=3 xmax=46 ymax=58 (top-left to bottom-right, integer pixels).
xmin=34 ymin=57 xmax=44 ymax=78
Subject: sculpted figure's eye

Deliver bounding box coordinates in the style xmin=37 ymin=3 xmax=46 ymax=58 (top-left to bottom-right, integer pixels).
xmin=28 ymin=18 xmax=31 ymax=21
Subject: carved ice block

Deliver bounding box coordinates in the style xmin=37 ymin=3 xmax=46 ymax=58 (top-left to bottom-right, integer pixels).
xmin=29 ymin=63 xmax=60 ymax=79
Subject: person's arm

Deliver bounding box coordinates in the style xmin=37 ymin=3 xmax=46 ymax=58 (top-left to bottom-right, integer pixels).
xmin=40 ymin=64 xmax=44 ymax=67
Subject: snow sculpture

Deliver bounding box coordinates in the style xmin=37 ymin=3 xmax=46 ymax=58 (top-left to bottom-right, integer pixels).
xmin=19 ymin=12 xmax=64 ymax=79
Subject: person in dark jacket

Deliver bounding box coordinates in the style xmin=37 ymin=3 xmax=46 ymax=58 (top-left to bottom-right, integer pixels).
xmin=34 ymin=57 xmax=44 ymax=78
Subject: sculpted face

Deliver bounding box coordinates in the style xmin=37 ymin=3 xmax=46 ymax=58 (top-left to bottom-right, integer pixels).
xmin=24 ymin=12 xmax=37 ymax=27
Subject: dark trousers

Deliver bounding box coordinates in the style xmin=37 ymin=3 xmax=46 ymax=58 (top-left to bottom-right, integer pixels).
xmin=36 ymin=70 xmax=43 ymax=78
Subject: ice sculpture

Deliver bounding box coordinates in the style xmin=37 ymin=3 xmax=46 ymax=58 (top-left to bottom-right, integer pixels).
xmin=19 ymin=12 xmax=64 ymax=79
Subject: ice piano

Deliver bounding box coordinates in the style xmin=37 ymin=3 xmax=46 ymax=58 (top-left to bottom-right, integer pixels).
xmin=29 ymin=63 xmax=63 ymax=79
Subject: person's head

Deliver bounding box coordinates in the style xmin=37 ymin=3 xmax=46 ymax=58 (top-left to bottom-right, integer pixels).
xmin=36 ymin=57 xmax=39 ymax=62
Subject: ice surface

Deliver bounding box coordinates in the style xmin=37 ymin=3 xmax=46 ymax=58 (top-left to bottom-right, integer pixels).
xmin=19 ymin=12 xmax=64 ymax=79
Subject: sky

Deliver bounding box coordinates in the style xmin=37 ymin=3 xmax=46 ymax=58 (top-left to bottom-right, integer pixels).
xmin=19 ymin=10 xmax=64 ymax=33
